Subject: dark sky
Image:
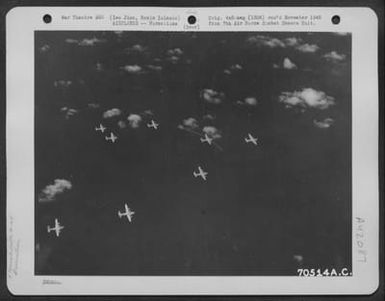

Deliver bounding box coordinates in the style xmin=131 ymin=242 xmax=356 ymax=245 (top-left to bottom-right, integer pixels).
xmin=35 ymin=31 xmax=351 ymax=275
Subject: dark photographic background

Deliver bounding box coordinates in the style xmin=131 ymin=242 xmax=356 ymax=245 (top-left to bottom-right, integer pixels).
xmin=35 ymin=31 xmax=351 ymax=275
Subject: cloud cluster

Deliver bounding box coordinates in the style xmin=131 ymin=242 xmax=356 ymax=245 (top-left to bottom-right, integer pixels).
xmin=295 ymin=43 xmax=319 ymax=53
xmin=95 ymin=62 xmax=104 ymax=72
xmin=121 ymin=65 xmax=143 ymax=74
xmin=39 ymin=179 xmax=72 ymax=203
xmin=273 ymin=57 xmax=297 ymax=70
xmin=125 ymin=44 xmax=147 ymax=54
xmin=237 ymin=96 xmax=258 ymax=107
xmin=279 ymin=88 xmax=335 ymax=110
xmin=167 ymin=48 xmax=183 ymax=56
xmin=201 ymin=89 xmax=225 ymax=105
xmin=202 ymin=126 xmax=222 ymax=140
xmin=114 ymin=31 xmax=124 ymax=37
xmin=127 ymin=114 xmax=142 ymax=128
xmin=65 ymin=38 xmax=78 ymax=44
xmin=283 ymin=57 xmax=297 ymax=70
xmin=87 ymin=103 xmax=100 ymax=109
xmin=146 ymin=64 xmax=163 ymax=72
xmin=39 ymin=44 xmax=50 ymax=53
xmin=333 ymin=32 xmax=349 ymax=36
xmin=143 ymin=109 xmax=154 ymax=117
xmin=178 ymin=117 xmax=199 ymax=131
xmin=203 ymin=114 xmax=215 ymax=121
xmin=313 ymin=117 xmax=335 ymax=129
xmin=54 ymin=80 xmax=72 ymax=88
xmin=117 ymin=120 xmax=127 ymax=129
xmin=246 ymin=35 xmax=319 ymax=53
xmin=103 ymin=108 xmax=122 ymax=119
xmin=65 ymin=37 xmax=106 ymax=46
xmin=323 ymin=51 xmax=346 ymax=62
xmin=293 ymin=255 xmax=304 ymax=264
xmin=60 ymin=107 xmax=79 ymax=119
xmin=166 ymin=48 xmax=184 ymax=64
xmin=247 ymin=35 xmax=286 ymax=48
xmin=224 ymin=64 xmax=243 ymax=75
xmin=116 ymin=110 xmax=154 ymax=129
xmin=284 ymin=37 xmax=301 ymax=47
xmin=177 ymin=118 xmax=223 ymax=150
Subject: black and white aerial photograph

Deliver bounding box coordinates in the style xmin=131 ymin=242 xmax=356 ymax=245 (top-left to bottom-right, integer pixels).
xmin=35 ymin=31 xmax=352 ymax=276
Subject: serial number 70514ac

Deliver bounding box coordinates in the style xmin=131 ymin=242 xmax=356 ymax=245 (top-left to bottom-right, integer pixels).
xmin=297 ymin=268 xmax=352 ymax=277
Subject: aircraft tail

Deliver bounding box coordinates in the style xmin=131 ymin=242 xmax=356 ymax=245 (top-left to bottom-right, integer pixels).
xmin=118 ymin=211 xmax=122 ymax=218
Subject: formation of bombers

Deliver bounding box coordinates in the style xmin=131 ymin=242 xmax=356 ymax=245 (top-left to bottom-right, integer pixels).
xmin=47 ymin=114 xmax=259 ymax=237
xmin=47 ymin=96 xmax=258 ymax=237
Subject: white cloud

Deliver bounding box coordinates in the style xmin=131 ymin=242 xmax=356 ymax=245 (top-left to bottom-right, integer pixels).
xmin=323 ymin=51 xmax=346 ymax=62
xmin=230 ymin=64 xmax=243 ymax=71
xmin=313 ymin=118 xmax=335 ymax=129
xmin=125 ymin=44 xmax=146 ymax=53
xmin=201 ymin=89 xmax=225 ymax=105
xmin=333 ymin=32 xmax=349 ymax=36
xmin=78 ymin=37 xmax=106 ymax=46
xmin=283 ymin=57 xmax=297 ymax=70
xmin=117 ymin=120 xmax=127 ymax=129
xmin=103 ymin=108 xmax=122 ymax=119
xmin=121 ymin=65 xmax=143 ymax=74
xmin=247 ymin=35 xmax=286 ymax=48
xmin=295 ymin=43 xmax=319 ymax=53
xmin=143 ymin=110 xmax=154 ymax=116
xmin=131 ymin=44 xmax=146 ymax=52
xmin=167 ymin=48 xmax=183 ymax=56
xmin=203 ymin=114 xmax=215 ymax=120
xmin=202 ymin=126 xmax=222 ymax=140
xmin=39 ymin=179 xmax=72 ymax=203
xmin=114 ymin=31 xmax=124 ymax=37
xmin=183 ymin=117 xmax=199 ymax=129
xmin=279 ymin=88 xmax=335 ymax=110
xmin=178 ymin=117 xmax=199 ymax=131
xmin=237 ymin=96 xmax=258 ymax=107
xmin=39 ymin=44 xmax=50 ymax=53
xmin=224 ymin=64 xmax=243 ymax=75
xmin=166 ymin=56 xmax=180 ymax=64
xmin=247 ymin=35 xmax=320 ymax=53
xmin=147 ymin=64 xmax=163 ymax=72
xmin=65 ymin=37 xmax=106 ymax=46
xmin=244 ymin=97 xmax=258 ymax=106
xmin=127 ymin=114 xmax=142 ymax=128
xmin=293 ymin=255 xmax=304 ymax=264
xmin=60 ymin=107 xmax=79 ymax=119
xmin=87 ymin=103 xmax=100 ymax=109
xmin=283 ymin=37 xmax=302 ymax=47
xmin=96 ymin=62 xmax=104 ymax=71
xmin=65 ymin=38 xmax=78 ymax=44
xmin=54 ymin=80 xmax=72 ymax=88
xmin=165 ymin=48 xmax=184 ymax=64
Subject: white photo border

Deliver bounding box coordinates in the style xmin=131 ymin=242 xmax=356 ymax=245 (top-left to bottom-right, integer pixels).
xmin=6 ymin=6 xmax=379 ymax=295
